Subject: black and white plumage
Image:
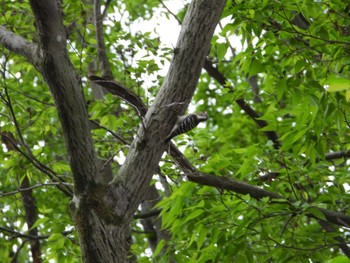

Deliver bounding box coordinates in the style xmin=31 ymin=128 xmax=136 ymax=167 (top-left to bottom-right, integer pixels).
xmin=165 ymin=112 xmax=209 ymax=142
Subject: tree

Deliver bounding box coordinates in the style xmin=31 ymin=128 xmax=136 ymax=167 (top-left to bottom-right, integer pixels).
xmin=0 ymin=0 xmax=350 ymax=262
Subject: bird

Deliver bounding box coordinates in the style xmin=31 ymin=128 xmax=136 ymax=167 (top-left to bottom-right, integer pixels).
xmin=165 ymin=112 xmax=208 ymax=142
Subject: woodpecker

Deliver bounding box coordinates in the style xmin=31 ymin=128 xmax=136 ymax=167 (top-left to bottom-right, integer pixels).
xmin=165 ymin=112 xmax=209 ymax=142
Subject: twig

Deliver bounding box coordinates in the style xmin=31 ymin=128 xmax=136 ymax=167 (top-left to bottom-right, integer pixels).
xmin=203 ymin=59 xmax=280 ymax=149
xmin=159 ymin=0 xmax=182 ymax=25
xmin=134 ymin=209 xmax=161 ymax=219
xmin=0 ymin=132 xmax=73 ymax=197
xmin=0 ymin=182 xmax=73 ymax=198
xmin=90 ymin=119 xmax=130 ymax=144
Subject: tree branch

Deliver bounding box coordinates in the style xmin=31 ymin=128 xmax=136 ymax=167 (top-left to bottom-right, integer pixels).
xmin=203 ymin=59 xmax=280 ymax=149
xmin=88 ymin=76 xmax=148 ymax=118
xmin=94 ymin=0 xmax=113 ymax=78
xmin=186 ymin=170 xmax=350 ymax=228
xmin=0 ymin=25 xmax=41 ymax=67
xmin=134 ymin=208 xmax=161 ymax=219
xmin=0 ymin=226 xmax=73 ymax=240
xmin=0 ymin=132 xmax=73 ymax=197
xmin=0 ymin=182 xmax=73 ymax=198
xmin=325 ymin=150 xmax=350 ymax=161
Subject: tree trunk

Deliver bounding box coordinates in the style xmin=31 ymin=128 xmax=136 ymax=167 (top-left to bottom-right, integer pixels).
xmin=28 ymin=0 xmax=225 ymax=261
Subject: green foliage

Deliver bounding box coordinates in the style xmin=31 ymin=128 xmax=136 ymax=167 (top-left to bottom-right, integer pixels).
xmin=1 ymin=0 xmax=350 ymax=262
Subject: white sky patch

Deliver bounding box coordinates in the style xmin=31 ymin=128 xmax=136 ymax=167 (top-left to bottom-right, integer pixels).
xmin=114 ymin=150 xmax=126 ymax=165
xmin=1 ymin=144 xmax=8 ymax=153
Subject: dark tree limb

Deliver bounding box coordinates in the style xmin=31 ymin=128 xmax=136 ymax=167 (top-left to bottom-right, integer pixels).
xmin=325 ymin=151 xmax=350 ymax=161
xmin=318 ymin=220 xmax=350 ymax=258
xmin=134 ymin=209 xmax=161 ymax=219
xmin=94 ymin=0 xmax=113 ymax=78
xmin=89 ymin=76 xmax=148 ymax=117
xmin=203 ymin=59 xmax=281 ymax=149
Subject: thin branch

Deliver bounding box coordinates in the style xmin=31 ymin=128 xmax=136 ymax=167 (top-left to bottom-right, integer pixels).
xmin=0 ymin=226 xmax=48 ymax=240
xmin=89 ymin=76 xmax=148 ymax=118
xmin=10 ymin=239 xmax=27 ymax=263
xmin=159 ymin=0 xmax=182 ymax=25
xmin=101 ymin=0 xmax=112 ymax=20
xmin=0 ymin=132 xmax=73 ymax=197
xmin=134 ymin=209 xmax=161 ymax=219
xmin=203 ymin=59 xmax=280 ymax=149
xmin=90 ymin=119 xmax=130 ymax=144
xmin=94 ymin=0 xmax=113 ymax=78
xmin=0 ymin=182 xmax=73 ymax=198
xmin=0 ymin=226 xmax=74 ymax=240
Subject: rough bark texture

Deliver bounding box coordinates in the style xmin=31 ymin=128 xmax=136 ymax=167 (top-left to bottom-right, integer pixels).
xmin=29 ymin=0 xmax=100 ymax=189
xmin=110 ymin=0 xmax=226 ymax=223
xmin=28 ymin=0 xmax=114 ymax=261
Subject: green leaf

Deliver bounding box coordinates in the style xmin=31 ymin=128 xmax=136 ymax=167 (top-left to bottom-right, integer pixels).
xmin=184 ymin=209 xmax=204 ymax=223
xmin=216 ymin=42 xmax=229 ymax=61
xmin=249 ymin=59 xmax=264 ymax=76
xmin=152 ymin=239 xmax=166 ymax=258
xmin=326 ymin=75 xmax=350 ymax=92
xmin=328 ymin=256 xmax=350 ymax=263
xmin=31 ymin=217 xmax=49 ymax=230
xmin=307 ymin=207 xmax=326 ymax=220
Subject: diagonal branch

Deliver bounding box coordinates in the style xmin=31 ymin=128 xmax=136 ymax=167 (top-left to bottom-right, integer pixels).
xmin=0 ymin=132 xmax=73 ymax=197
xmin=89 ymin=76 xmax=148 ymax=117
xmin=203 ymin=59 xmax=280 ymax=149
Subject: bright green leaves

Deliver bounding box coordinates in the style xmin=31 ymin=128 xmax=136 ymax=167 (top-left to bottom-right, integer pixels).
xmin=325 ymin=74 xmax=350 ymax=101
